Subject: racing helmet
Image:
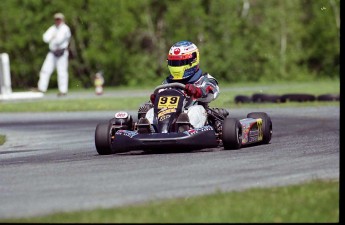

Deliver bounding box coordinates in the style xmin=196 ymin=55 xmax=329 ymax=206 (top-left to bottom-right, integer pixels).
xmin=167 ymin=41 xmax=200 ymax=80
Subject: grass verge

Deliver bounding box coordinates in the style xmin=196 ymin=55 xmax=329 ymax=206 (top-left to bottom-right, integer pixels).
xmin=0 ymin=96 xmax=149 ymax=112
xmin=2 ymin=179 xmax=339 ymax=223
xmin=0 ymin=135 xmax=5 ymax=145
xmin=0 ymin=79 xmax=340 ymax=112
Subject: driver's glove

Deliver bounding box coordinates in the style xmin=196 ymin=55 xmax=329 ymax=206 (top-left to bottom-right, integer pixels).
xmin=185 ymin=84 xmax=202 ymax=99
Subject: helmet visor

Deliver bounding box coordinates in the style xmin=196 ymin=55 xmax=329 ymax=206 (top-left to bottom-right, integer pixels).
xmin=167 ymin=52 xmax=197 ymax=66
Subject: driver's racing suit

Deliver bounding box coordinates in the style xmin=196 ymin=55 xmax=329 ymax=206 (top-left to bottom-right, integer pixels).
xmin=141 ymin=69 xmax=220 ymax=128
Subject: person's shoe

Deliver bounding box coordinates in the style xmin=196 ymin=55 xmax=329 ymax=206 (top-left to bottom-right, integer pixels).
xmin=137 ymin=118 xmax=151 ymax=133
xmin=30 ymin=87 xmax=44 ymax=93
xmin=176 ymin=113 xmax=191 ymax=132
xmin=57 ymin=92 xmax=67 ymax=97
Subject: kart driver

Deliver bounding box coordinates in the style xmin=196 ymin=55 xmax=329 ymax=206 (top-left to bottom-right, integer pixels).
xmin=138 ymin=40 xmax=220 ymax=129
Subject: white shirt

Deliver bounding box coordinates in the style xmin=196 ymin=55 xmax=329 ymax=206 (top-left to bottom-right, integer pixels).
xmin=43 ymin=22 xmax=71 ymax=51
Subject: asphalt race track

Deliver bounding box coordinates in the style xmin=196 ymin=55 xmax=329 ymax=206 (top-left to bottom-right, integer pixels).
xmin=0 ymin=106 xmax=339 ymax=219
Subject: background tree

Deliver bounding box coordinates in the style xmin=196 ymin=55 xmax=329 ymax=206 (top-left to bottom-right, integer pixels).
xmin=0 ymin=0 xmax=339 ymax=89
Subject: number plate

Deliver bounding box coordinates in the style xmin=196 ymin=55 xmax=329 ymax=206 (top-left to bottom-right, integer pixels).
xmin=157 ymin=96 xmax=180 ymax=109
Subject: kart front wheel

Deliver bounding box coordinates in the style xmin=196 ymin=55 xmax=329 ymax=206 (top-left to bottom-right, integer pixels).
xmin=222 ymin=118 xmax=242 ymax=150
xmin=95 ymin=122 xmax=113 ymax=155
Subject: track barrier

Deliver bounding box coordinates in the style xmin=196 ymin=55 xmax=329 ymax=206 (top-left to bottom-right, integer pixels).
xmin=0 ymin=53 xmax=43 ymax=101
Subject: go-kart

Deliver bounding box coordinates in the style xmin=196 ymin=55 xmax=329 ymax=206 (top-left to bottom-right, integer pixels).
xmin=95 ymin=83 xmax=272 ymax=155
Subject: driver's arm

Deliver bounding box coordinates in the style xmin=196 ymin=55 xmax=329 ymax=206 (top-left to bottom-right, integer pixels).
xmin=198 ymin=79 xmax=219 ymax=102
xmin=195 ymin=74 xmax=220 ymax=103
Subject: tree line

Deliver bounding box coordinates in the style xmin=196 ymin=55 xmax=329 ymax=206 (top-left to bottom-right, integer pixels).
xmin=0 ymin=0 xmax=340 ymax=89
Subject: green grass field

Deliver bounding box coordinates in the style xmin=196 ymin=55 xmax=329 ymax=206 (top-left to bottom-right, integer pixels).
xmin=1 ymin=179 xmax=338 ymax=223
xmin=0 ymin=135 xmax=5 ymax=145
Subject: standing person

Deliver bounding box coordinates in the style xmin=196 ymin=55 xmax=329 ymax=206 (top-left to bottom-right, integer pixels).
xmin=36 ymin=12 xmax=71 ymax=96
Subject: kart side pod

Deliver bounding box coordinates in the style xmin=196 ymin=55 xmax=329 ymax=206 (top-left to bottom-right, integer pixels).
xmin=221 ymin=112 xmax=272 ymax=150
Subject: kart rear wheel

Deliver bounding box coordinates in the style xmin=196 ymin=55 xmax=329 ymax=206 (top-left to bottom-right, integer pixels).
xmin=247 ymin=112 xmax=272 ymax=144
xmin=222 ymin=118 xmax=242 ymax=150
xmin=95 ymin=122 xmax=113 ymax=155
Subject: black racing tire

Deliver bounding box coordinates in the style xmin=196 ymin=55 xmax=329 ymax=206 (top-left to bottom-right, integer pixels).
xmin=280 ymin=94 xmax=316 ymax=102
xmin=263 ymin=94 xmax=281 ymax=103
xmin=247 ymin=112 xmax=272 ymax=144
xmin=95 ymin=122 xmax=113 ymax=155
xmin=252 ymin=93 xmax=268 ymax=103
xmin=234 ymin=95 xmax=252 ymax=104
xmin=252 ymin=93 xmax=281 ymax=103
xmin=222 ymin=118 xmax=242 ymax=150
xmin=317 ymin=94 xmax=340 ymax=101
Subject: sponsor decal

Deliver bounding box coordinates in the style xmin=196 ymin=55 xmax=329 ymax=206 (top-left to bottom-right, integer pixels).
xmin=115 ymin=111 xmax=128 ymax=119
xmin=257 ymin=119 xmax=263 ymax=141
xmin=184 ymin=125 xmax=213 ymax=135
xmin=242 ymin=133 xmax=248 ymax=144
xmin=158 ymin=108 xmax=176 ymax=118
xmin=159 ymin=114 xmax=171 ymax=121
xmin=249 ymin=130 xmax=259 ymax=136
xmin=185 ymin=129 xmax=195 ymax=135
xmin=249 ymin=136 xmax=259 ymax=142
xmin=116 ymin=130 xmax=138 ymax=138
xmin=240 ymin=118 xmax=253 ymax=125
xmin=174 ymin=48 xmax=180 ymax=55
xmin=244 ymin=128 xmax=249 ymax=134
xmin=184 ymin=46 xmax=196 ymax=51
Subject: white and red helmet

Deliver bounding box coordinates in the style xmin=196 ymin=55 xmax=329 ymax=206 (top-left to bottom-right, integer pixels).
xmin=167 ymin=41 xmax=200 ymax=80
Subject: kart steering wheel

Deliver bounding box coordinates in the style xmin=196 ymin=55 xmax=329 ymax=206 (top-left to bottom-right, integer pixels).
xmin=153 ymin=83 xmax=186 ymax=95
